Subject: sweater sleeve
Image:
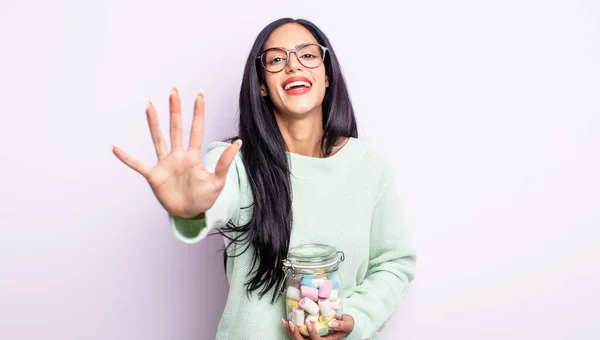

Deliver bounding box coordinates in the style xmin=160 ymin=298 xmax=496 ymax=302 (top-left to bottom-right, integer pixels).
xmin=343 ymin=171 xmax=417 ymax=340
xmin=168 ymin=144 xmax=241 ymax=244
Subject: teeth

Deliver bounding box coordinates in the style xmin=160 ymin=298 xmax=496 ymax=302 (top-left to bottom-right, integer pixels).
xmin=284 ymin=81 xmax=311 ymax=90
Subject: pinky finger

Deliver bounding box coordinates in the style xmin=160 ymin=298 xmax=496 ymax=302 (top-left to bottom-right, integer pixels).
xmin=112 ymin=145 xmax=152 ymax=178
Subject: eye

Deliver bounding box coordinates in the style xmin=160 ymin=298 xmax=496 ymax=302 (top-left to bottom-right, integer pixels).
xmin=300 ymin=53 xmax=317 ymax=59
xmin=268 ymin=56 xmax=286 ymax=65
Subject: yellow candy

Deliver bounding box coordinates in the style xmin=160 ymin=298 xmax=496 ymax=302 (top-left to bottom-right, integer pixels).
xmin=298 ymin=324 xmax=309 ymax=336
xmin=314 ymin=322 xmax=329 ymax=336
xmin=319 ymin=313 xmax=336 ymax=324
xmin=287 ymin=299 xmax=299 ymax=309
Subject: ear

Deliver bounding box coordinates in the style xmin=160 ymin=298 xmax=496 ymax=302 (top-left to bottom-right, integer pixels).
xmin=325 ymin=75 xmax=330 ymax=88
xmin=260 ymin=84 xmax=268 ymax=97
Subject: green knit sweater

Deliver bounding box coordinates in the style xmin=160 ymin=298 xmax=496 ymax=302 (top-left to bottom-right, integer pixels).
xmin=169 ymin=137 xmax=416 ymax=340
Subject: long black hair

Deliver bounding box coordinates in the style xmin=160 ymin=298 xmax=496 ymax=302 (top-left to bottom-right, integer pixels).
xmin=214 ymin=18 xmax=358 ymax=303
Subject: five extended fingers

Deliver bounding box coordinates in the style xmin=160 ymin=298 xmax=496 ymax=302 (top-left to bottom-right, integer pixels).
xmin=113 ymin=88 xmax=241 ymax=180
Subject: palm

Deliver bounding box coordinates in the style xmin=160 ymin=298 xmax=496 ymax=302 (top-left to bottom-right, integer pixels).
xmin=112 ymin=88 xmax=241 ymax=219
xmin=146 ymin=150 xmax=216 ymax=218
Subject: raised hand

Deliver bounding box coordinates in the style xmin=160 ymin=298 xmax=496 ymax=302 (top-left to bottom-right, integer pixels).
xmin=112 ymin=88 xmax=242 ymax=219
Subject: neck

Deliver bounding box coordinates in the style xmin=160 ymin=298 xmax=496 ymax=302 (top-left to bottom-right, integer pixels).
xmin=274 ymin=108 xmax=325 ymax=158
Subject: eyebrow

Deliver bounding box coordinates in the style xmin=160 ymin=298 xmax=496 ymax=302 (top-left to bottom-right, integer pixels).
xmin=265 ymin=42 xmax=314 ymax=50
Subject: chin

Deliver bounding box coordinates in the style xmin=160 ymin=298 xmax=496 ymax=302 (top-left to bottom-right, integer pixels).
xmin=282 ymin=98 xmax=324 ymax=116
xmin=281 ymin=104 xmax=320 ymax=117
xmin=271 ymin=91 xmax=326 ymax=117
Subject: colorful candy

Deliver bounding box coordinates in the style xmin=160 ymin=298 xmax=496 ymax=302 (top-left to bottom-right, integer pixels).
xmin=291 ymin=307 xmax=305 ymax=326
xmin=306 ymin=314 xmax=319 ymax=324
xmin=300 ymin=275 xmax=326 ymax=289
xmin=300 ymin=297 xmax=320 ymax=315
xmin=298 ymin=325 xmax=308 ymax=336
xmin=314 ymin=322 xmax=329 ymax=336
xmin=318 ymin=298 xmax=334 ymax=317
xmin=285 ymin=271 xmax=343 ymax=338
xmin=300 ymin=286 xmax=319 ymax=302
xmin=319 ymin=313 xmax=336 ymax=324
xmin=318 ymin=280 xmax=332 ymax=299
xmin=287 ymin=298 xmax=300 ymax=309
xmin=287 ymin=286 xmax=301 ymax=300
xmin=328 ymin=272 xmax=342 ymax=290
xmin=330 ymin=298 xmax=341 ymax=310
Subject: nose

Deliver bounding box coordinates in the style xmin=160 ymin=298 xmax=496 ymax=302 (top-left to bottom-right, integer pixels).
xmin=285 ymin=51 xmax=303 ymax=73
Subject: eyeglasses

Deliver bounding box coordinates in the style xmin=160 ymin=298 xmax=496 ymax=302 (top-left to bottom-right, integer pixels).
xmin=257 ymin=43 xmax=328 ymax=73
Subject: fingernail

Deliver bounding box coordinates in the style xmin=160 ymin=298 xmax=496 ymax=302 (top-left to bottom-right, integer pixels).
xmin=329 ymin=321 xmax=339 ymax=328
xmin=282 ymin=318 xmax=287 ymax=327
xmin=171 ymin=86 xmax=178 ymax=94
xmin=147 ymin=100 xmax=153 ymax=108
xmin=289 ymin=321 xmax=295 ymax=331
xmin=237 ymin=139 xmax=243 ymax=147
xmin=307 ymin=321 xmax=312 ymax=331
xmin=197 ymin=92 xmax=204 ymax=99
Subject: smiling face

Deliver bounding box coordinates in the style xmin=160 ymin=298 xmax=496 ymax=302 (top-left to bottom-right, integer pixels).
xmin=260 ymin=23 xmax=329 ymax=118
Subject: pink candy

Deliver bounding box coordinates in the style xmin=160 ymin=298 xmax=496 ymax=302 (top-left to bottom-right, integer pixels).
xmin=318 ymin=280 xmax=332 ymax=299
xmin=300 ymin=285 xmax=319 ymax=302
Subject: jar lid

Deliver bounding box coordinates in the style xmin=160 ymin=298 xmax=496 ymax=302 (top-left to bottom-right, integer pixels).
xmin=283 ymin=243 xmax=345 ymax=270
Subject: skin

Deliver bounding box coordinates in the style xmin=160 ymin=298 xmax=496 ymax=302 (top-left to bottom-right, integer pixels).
xmin=260 ymin=23 xmax=349 ymax=158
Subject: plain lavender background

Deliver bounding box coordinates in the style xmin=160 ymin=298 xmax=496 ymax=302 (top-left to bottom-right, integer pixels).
xmin=1 ymin=0 xmax=599 ymax=339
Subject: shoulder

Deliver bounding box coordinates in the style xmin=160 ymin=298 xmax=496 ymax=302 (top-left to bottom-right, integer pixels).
xmin=348 ymin=138 xmax=399 ymax=200
xmin=351 ymin=138 xmax=393 ymax=174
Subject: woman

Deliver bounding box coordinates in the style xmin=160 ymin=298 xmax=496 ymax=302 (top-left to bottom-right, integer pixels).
xmin=112 ymin=18 xmax=416 ymax=340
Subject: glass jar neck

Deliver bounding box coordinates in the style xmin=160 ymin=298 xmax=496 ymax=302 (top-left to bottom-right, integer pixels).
xmin=283 ymin=243 xmax=345 ymax=272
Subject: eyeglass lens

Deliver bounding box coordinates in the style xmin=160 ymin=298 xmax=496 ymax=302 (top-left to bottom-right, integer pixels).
xmin=262 ymin=44 xmax=324 ymax=72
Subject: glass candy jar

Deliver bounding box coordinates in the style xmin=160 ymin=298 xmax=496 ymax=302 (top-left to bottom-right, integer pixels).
xmin=281 ymin=244 xmax=345 ymax=338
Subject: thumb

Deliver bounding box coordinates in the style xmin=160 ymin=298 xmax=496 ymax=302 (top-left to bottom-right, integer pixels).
xmin=328 ymin=315 xmax=354 ymax=333
xmin=213 ymin=139 xmax=242 ymax=179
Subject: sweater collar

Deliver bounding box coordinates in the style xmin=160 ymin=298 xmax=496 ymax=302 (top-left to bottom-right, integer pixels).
xmin=286 ymin=137 xmax=365 ymax=179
